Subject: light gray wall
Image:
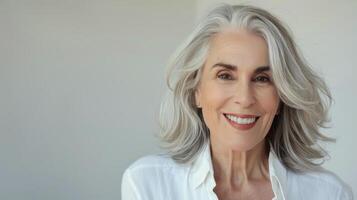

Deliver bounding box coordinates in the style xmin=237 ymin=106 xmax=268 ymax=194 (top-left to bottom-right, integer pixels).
xmin=196 ymin=0 xmax=357 ymax=195
xmin=0 ymin=0 xmax=195 ymax=199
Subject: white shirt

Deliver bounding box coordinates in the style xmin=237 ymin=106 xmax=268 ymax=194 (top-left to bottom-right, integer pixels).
xmin=121 ymin=142 xmax=353 ymax=200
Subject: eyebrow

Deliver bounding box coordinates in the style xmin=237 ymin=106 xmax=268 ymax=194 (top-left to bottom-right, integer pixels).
xmin=212 ymin=62 xmax=271 ymax=74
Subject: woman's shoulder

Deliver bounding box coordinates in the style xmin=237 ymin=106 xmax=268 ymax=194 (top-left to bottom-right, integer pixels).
xmin=122 ymin=154 xmax=192 ymax=199
xmin=288 ymin=168 xmax=353 ymax=199
xmin=126 ymin=153 xmax=188 ymax=172
xmin=123 ymin=153 xmax=190 ymax=181
xmin=291 ymin=168 xmax=348 ymax=187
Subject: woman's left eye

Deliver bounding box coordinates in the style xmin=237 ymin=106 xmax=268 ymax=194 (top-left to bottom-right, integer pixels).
xmin=254 ymin=76 xmax=270 ymax=83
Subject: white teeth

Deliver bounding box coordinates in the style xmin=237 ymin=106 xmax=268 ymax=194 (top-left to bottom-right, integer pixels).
xmin=226 ymin=114 xmax=257 ymax=124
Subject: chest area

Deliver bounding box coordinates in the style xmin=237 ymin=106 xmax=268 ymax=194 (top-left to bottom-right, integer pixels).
xmin=213 ymin=181 xmax=275 ymax=200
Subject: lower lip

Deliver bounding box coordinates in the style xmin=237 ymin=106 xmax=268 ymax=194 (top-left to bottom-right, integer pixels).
xmin=224 ymin=114 xmax=259 ymax=131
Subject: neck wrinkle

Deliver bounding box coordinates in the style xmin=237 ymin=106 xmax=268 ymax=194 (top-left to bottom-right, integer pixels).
xmin=211 ymin=140 xmax=270 ymax=188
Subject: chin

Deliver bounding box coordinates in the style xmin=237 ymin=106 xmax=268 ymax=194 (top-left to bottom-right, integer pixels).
xmin=227 ymin=139 xmax=263 ymax=152
xmin=228 ymin=141 xmax=255 ymax=152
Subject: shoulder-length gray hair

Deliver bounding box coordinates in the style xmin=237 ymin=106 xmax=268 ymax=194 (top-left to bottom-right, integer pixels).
xmin=158 ymin=3 xmax=334 ymax=172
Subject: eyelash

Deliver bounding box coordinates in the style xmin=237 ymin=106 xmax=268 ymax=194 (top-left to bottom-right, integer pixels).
xmin=217 ymin=72 xmax=271 ymax=83
xmin=217 ymin=73 xmax=234 ymax=80
xmin=254 ymin=76 xmax=271 ymax=83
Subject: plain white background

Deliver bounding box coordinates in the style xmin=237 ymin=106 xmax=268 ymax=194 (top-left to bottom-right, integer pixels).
xmin=0 ymin=0 xmax=356 ymax=199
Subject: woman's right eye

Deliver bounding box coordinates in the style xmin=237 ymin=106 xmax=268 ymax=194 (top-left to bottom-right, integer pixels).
xmin=217 ymin=73 xmax=234 ymax=80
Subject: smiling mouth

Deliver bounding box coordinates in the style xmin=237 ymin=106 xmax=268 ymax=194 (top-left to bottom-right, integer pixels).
xmin=223 ymin=113 xmax=260 ymax=130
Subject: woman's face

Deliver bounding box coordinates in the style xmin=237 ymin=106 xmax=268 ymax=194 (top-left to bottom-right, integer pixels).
xmin=195 ymin=28 xmax=280 ymax=151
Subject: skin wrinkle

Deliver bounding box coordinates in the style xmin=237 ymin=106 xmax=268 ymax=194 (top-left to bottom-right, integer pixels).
xmin=211 ymin=141 xmax=270 ymax=184
xmin=195 ymin=28 xmax=280 ymax=200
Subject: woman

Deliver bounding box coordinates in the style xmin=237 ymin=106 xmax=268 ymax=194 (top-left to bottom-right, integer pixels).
xmin=122 ymin=4 xmax=353 ymax=200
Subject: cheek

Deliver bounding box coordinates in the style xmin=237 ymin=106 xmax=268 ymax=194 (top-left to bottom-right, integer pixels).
xmin=256 ymin=88 xmax=280 ymax=113
xmin=199 ymin=84 xmax=229 ymax=128
xmin=200 ymin=84 xmax=229 ymax=108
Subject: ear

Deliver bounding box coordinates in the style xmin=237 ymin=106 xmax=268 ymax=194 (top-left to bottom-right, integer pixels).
xmin=195 ymin=89 xmax=201 ymax=108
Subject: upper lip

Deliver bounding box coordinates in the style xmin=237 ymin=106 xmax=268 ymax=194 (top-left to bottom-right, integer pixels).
xmin=224 ymin=113 xmax=260 ymax=118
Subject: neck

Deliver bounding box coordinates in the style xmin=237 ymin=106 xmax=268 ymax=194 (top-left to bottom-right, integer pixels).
xmin=210 ymin=139 xmax=270 ymax=189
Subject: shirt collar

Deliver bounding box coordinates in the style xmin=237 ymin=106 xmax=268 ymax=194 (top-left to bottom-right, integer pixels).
xmin=268 ymin=145 xmax=288 ymax=200
xmin=189 ymin=141 xmax=287 ymax=200
xmin=189 ymin=141 xmax=214 ymax=189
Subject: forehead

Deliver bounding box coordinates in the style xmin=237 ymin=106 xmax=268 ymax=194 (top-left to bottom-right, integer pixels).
xmin=205 ymin=28 xmax=269 ymax=68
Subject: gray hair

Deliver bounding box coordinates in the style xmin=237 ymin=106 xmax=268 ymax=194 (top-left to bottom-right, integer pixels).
xmin=158 ymin=3 xmax=334 ymax=172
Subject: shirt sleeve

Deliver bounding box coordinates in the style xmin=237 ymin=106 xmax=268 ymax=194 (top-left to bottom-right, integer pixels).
xmin=338 ymin=184 xmax=354 ymax=200
xmin=121 ymin=169 xmax=141 ymax=200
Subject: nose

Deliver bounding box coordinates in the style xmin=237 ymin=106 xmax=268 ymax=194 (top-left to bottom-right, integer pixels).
xmin=233 ymin=81 xmax=256 ymax=108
